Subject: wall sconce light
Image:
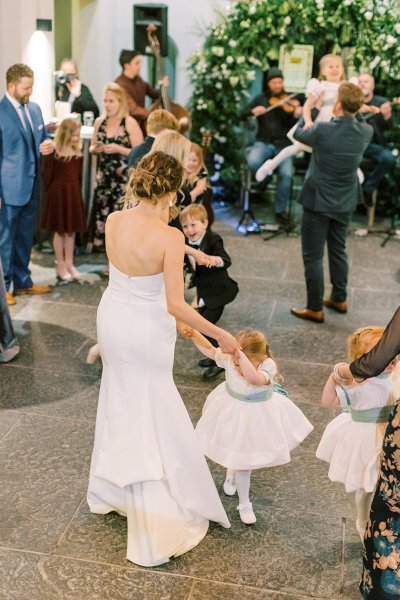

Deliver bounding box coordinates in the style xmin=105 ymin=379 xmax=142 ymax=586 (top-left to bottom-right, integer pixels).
xmin=36 ymin=19 xmax=52 ymax=31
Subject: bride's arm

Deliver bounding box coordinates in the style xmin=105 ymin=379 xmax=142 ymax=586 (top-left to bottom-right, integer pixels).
xmin=164 ymin=228 xmax=239 ymax=354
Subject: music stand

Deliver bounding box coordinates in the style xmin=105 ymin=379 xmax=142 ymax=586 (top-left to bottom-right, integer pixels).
xmin=237 ymin=164 xmax=261 ymax=234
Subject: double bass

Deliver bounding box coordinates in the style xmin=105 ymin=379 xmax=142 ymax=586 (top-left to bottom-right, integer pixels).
xmin=146 ymin=23 xmax=191 ymax=135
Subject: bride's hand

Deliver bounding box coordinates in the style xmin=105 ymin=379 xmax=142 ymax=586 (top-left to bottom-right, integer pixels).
xmin=216 ymin=330 xmax=240 ymax=354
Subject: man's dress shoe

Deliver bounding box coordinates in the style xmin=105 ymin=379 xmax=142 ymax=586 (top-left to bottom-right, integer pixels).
xmin=323 ymin=298 xmax=348 ymax=314
xmin=290 ymin=307 xmax=324 ymax=323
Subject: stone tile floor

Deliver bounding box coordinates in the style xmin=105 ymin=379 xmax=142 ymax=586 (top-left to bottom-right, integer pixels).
xmin=1 ymin=200 xmax=399 ymax=600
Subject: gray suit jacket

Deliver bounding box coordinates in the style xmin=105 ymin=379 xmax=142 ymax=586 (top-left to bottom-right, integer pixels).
xmin=294 ymin=116 xmax=373 ymax=214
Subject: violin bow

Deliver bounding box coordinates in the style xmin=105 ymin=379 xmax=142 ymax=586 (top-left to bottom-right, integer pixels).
xmin=264 ymin=91 xmax=300 ymax=114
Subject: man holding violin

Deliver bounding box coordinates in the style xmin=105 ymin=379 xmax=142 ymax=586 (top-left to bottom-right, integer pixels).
xmin=240 ymin=67 xmax=303 ymax=225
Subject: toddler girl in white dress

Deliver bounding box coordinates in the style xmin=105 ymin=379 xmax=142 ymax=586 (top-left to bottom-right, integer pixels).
xmin=180 ymin=326 xmax=313 ymax=525
xmin=316 ymin=326 xmax=397 ymax=541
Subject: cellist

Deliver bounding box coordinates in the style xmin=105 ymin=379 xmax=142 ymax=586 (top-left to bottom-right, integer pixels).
xmin=115 ymin=49 xmax=168 ymax=133
xmin=239 ymin=67 xmax=303 ymax=225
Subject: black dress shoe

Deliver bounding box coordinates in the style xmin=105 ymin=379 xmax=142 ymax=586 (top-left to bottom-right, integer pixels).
xmin=275 ymin=212 xmax=289 ymax=226
xmin=203 ymin=365 xmax=225 ymax=380
xmin=199 ymin=358 xmax=215 ymax=368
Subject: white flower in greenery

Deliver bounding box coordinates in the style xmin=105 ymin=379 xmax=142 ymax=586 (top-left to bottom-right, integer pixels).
xmin=215 ymin=82 xmax=223 ymax=89
xmin=369 ymin=56 xmax=381 ymax=69
xmin=240 ymin=20 xmax=250 ymax=28
xmin=219 ymin=136 xmax=227 ymax=143
xmin=237 ymin=56 xmax=246 ymax=64
xmin=395 ymin=23 xmax=400 ymax=35
xmin=344 ymin=0 xmax=353 ymax=5
xmin=228 ymin=39 xmax=238 ymax=48
xmin=229 ymin=76 xmax=240 ymax=87
xmin=316 ymin=15 xmax=324 ymax=23
xmin=226 ymin=55 xmax=234 ymax=64
xmin=249 ymin=5 xmax=256 ymax=14
xmin=316 ymin=0 xmax=324 ymax=9
xmin=247 ymin=70 xmax=256 ymax=81
xmin=212 ymin=46 xmax=224 ymax=57
xmin=386 ymin=35 xmax=396 ymax=47
xmin=364 ymin=11 xmax=373 ymax=20
xmin=284 ymin=16 xmax=291 ymax=25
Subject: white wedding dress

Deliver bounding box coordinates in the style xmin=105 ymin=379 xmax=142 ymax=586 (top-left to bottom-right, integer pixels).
xmin=87 ymin=263 xmax=230 ymax=567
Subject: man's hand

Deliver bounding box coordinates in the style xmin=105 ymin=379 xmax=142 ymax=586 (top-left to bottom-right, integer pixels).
xmin=294 ymin=105 xmax=303 ymax=119
xmin=380 ymin=101 xmax=392 ymax=120
xmin=252 ymin=105 xmax=267 ymax=117
xmin=39 ymin=139 xmax=54 ymax=155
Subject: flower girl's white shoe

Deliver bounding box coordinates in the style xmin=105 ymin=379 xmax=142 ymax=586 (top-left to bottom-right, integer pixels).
xmin=237 ymin=502 xmax=256 ymax=525
xmin=223 ymin=474 xmax=237 ymax=496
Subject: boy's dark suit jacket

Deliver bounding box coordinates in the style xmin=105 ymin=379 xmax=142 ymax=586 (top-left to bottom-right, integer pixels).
xmin=189 ymin=230 xmax=239 ymax=309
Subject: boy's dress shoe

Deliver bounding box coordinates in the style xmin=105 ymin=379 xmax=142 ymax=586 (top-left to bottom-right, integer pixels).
xmin=6 ymin=292 xmax=16 ymax=306
xmin=202 ymin=365 xmax=225 ymax=380
xmin=290 ymin=307 xmax=324 ymax=323
xmin=198 ymin=357 xmax=215 ymax=368
xmin=323 ymin=298 xmax=348 ymax=313
xmin=14 ymin=284 xmax=50 ymax=296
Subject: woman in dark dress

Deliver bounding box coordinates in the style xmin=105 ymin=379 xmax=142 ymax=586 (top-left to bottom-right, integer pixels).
xmin=336 ymin=307 xmax=400 ymax=599
xmin=90 ymin=82 xmax=143 ymax=251
xmin=41 ymin=118 xmax=87 ymax=282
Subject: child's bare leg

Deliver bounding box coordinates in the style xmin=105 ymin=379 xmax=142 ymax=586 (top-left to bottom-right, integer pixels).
xmin=236 ymin=470 xmax=256 ymax=524
xmin=53 ymin=232 xmax=71 ymax=281
xmin=64 ymin=233 xmax=81 ymax=280
xmin=355 ymin=489 xmax=374 ymax=541
xmin=256 ymin=143 xmax=302 ymax=182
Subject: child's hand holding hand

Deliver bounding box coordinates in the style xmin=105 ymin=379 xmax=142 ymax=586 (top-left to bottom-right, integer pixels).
xmin=176 ymin=322 xmax=194 ymax=337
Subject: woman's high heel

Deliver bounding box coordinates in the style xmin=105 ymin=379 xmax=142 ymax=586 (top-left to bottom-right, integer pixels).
xmin=66 ymin=264 xmax=82 ymax=281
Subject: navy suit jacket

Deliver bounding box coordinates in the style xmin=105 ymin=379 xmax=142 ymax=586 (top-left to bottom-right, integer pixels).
xmin=294 ymin=116 xmax=373 ymax=213
xmin=0 ymin=96 xmax=48 ymax=206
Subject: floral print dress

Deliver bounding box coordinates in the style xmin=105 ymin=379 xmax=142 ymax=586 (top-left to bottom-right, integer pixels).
xmin=92 ymin=117 xmax=131 ymax=250
xmin=361 ymin=402 xmax=400 ymax=599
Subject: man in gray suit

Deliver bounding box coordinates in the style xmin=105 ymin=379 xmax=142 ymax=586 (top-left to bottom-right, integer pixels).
xmin=291 ymin=82 xmax=373 ymax=323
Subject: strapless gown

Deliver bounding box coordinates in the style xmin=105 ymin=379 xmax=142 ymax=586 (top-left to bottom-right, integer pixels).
xmin=87 ymin=263 xmax=230 ymax=567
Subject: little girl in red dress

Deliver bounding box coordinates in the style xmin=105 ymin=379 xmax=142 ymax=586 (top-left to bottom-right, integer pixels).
xmin=41 ymin=118 xmax=86 ymax=282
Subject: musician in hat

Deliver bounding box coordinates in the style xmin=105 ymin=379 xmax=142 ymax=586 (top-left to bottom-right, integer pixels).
xmin=240 ymin=67 xmax=303 ymax=225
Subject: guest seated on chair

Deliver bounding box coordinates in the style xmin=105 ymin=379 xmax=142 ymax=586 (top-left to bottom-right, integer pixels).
xmin=239 ymin=67 xmax=303 ymax=226
xmin=358 ymin=73 xmax=396 ymax=207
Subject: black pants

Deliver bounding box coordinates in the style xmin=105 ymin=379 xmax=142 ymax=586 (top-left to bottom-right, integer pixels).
xmin=301 ymin=208 xmax=350 ymax=312
xmin=198 ymin=304 xmax=225 ymax=365
xmin=0 ymin=257 xmax=19 ymax=361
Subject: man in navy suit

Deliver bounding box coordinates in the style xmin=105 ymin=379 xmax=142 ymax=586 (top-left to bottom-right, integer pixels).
xmin=0 ymin=63 xmax=54 ymax=305
xmin=290 ymin=82 xmax=373 ymax=323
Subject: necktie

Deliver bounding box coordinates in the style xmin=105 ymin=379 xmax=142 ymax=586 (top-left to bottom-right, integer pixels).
xmin=20 ymin=104 xmax=37 ymax=158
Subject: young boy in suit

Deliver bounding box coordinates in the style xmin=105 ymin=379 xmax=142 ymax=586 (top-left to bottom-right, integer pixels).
xmin=180 ymin=204 xmax=239 ymax=379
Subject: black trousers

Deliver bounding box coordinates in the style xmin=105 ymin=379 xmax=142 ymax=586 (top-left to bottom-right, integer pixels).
xmin=197 ymin=304 xmax=225 ymax=366
xmin=301 ymin=208 xmax=350 ymax=312
xmin=0 ymin=257 xmax=19 ymax=361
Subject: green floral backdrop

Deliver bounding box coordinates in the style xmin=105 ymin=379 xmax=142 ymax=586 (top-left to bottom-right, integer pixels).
xmin=188 ymin=0 xmax=400 ymax=189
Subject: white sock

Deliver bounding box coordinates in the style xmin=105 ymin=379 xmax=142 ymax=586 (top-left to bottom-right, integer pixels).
xmin=226 ymin=468 xmax=236 ymax=481
xmin=236 ymin=470 xmax=252 ymax=505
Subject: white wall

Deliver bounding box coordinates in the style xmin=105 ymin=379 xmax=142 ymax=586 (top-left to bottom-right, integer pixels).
xmin=0 ymin=0 xmax=54 ymax=122
xmin=73 ymin=0 xmax=227 ymax=110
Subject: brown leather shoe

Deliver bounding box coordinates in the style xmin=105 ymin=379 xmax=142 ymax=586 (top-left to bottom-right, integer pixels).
xmin=6 ymin=291 xmax=16 ymax=306
xmin=323 ymin=297 xmax=348 ymax=314
xmin=291 ymin=307 xmax=324 ymax=323
xmin=14 ymin=284 xmax=50 ymax=296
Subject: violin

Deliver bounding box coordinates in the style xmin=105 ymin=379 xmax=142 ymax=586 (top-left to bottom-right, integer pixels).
xmin=266 ymin=92 xmax=301 ymax=114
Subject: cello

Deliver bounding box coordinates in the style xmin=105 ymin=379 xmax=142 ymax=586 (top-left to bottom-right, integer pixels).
xmin=146 ymin=23 xmax=191 ymax=135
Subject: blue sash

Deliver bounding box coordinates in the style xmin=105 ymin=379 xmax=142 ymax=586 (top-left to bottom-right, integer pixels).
xmin=225 ymin=381 xmax=289 ymax=403
xmin=340 ymin=386 xmax=393 ymax=423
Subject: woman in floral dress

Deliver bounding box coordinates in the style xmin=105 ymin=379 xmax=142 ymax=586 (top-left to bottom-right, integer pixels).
xmin=90 ymin=82 xmax=143 ymax=250
xmin=336 ymin=306 xmax=400 ymax=599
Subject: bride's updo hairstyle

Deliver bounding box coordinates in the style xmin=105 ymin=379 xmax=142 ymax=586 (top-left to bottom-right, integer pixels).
xmin=124 ymin=151 xmax=184 ymax=211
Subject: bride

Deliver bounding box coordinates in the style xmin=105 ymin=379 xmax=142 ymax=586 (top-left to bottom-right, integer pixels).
xmin=87 ymin=151 xmax=239 ymax=567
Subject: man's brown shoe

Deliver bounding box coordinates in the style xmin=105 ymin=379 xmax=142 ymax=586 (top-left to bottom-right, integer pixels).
xmin=323 ymin=298 xmax=348 ymax=314
xmin=6 ymin=292 xmax=16 ymax=306
xmin=14 ymin=284 xmax=50 ymax=296
xmin=291 ymin=307 xmax=324 ymax=323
